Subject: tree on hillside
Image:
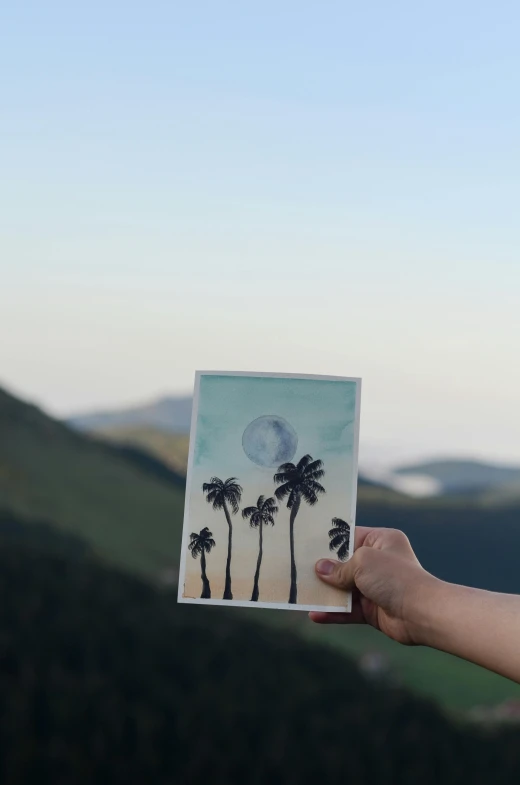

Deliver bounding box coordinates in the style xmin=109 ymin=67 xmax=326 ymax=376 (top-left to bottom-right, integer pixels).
xmin=188 ymin=527 xmax=216 ymax=598
xmin=274 ymin=455 xmax=325 ymax=604
xmin=242 ymin=495 xmax=278 ymax=602
xmin=202 ymin=477 xmax=242 ymax=600
xmin=328 ymin=518 xmax=351 ymax=561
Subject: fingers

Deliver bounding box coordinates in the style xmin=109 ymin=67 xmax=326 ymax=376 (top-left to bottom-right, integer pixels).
xmin=353 ymin=526 xmax=375 ymax=549
xmin=308 ymin=611 xmax=352 ymax=624
xmin=355 ymin=526 xmax=411 ymax=553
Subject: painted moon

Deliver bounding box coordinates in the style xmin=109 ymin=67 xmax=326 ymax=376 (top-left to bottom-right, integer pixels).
xmin=242 ymin=415 xmax=298 ymax=468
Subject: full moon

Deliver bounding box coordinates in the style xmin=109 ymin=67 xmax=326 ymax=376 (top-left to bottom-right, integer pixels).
xmin=242 ymin=415 xmax=298 ymax=468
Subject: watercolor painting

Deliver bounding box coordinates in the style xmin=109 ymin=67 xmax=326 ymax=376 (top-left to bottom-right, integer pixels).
xmin=178 ymin=371 xmax=361 ymax=612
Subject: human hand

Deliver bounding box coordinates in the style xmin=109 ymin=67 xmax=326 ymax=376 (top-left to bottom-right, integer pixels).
xmin=309 ymin=527 xmax=439 ymax=646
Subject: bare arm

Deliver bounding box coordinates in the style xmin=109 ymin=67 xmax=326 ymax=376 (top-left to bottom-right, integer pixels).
xmin=310 ymin=527 xmax=520 ymax=684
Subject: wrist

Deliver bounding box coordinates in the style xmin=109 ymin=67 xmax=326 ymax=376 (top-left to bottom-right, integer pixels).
xmin=405 ymin=572 xmax=451 ymax=647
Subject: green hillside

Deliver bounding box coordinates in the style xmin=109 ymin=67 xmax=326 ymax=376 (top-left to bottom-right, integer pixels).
xmin=2 ymin=385 xmax=520 ymax=711
xmin=92 ymin=424 xmax=191 ymax=475
xmin=4 ymin=539 xmax=520 ymax=784
xmin=0 ymin=387 xmax=185 ymax=580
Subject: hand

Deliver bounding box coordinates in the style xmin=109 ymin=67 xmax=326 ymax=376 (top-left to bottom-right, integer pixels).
xmin=309 ymin=527 xmax=438 ymax=646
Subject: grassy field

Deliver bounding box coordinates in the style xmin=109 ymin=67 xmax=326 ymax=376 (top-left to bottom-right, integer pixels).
xmin=3 ymin=385 xmax=520 ymax=712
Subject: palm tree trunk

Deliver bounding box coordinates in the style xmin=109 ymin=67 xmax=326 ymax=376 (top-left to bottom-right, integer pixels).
xmin=222 ymin=501 xmax=233 ymax=600
xmin=251 ymin=521 xmax=263 ymax=601
xmin=200 ymin=550 xmax=211 ymax=598
xmin=288 ymin=497 xmax=300 ymax=604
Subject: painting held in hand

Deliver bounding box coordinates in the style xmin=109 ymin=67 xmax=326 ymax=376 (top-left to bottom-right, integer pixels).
xmin=178 ymin=371 xmax=362 ymax=612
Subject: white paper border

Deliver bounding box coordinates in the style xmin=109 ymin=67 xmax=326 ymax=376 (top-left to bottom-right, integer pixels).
xmin=177 ymin=370 xmax=362 ymax=613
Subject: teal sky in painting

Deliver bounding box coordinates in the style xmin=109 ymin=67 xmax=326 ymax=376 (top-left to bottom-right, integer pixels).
xmin=193 ymin=374 xmax=357 ymax=478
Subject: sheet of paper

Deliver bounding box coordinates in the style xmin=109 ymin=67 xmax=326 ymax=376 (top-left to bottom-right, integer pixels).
xmin=178 ymin=371 xmax=361 ymax=612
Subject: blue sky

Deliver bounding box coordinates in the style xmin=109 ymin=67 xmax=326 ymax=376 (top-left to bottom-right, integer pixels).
xmin=1 ymin=1 xmax=520 ymax=463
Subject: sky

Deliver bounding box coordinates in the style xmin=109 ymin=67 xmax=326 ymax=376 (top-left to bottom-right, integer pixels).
xmin=1 ymin=1 xmax=520 ymax=465
xmin=182 ymin=373 xmax=358 ymax=608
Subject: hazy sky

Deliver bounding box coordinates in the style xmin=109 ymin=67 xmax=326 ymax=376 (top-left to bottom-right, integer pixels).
xmin=2 ymin=1 xmax=520 ymax=464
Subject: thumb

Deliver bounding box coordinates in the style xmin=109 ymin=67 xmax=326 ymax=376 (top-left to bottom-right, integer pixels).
xmin=315 ymin=555 xmax=359 ymax=590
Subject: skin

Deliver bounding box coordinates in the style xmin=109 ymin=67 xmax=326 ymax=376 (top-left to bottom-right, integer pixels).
xmin=310 ymin=527 xmax=520 ymax=685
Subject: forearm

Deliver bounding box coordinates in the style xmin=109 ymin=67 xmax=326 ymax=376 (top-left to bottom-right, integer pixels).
xmin=414 ymin=579 xmax=520 ymax=683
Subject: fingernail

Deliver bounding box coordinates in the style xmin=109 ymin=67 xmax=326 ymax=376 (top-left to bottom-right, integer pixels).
xmin=316 ymin=559 xmax=335 ymax=576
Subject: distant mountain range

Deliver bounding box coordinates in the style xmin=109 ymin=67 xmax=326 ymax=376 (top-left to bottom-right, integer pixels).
xmin=395 ymin=459 xmax=520 ymax=500
xmin=68 ymin=394 xmax=520 ymax=502
xmin=69 ymin=395 xmax=193 ymax=433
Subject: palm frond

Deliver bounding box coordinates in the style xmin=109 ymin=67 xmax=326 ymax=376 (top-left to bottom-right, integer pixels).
xmin=203 ymin=478 xmax=224 ymax=492
xmin=300 ymin=487 xmax=319 ymax=506
xmin=274 ymin=482 xmax=292 ymax=501
xmin=331 ymin=518 xmax=350 ymax=532
xmin=262 ymin=497 xmax=278 ymax=515
xmin=297 ymin=454 xmax=314 ymax=470
xmin=204 ymin=537 xmax=216 ymax=552
xmin=203 ymin=488 xmax=223 ymax=510
xmin=276 ymin=462 xmax=296 ymax=474
xmin=188 ymin=539 xmax=202 ymax=558
xmin=302 ymin=458 xmax=324 ymax=477
xmin=328 ymin=533 xmax=346 ymax=550
xmin=256 ymin=495 xmax=265 ymax=509
xmin=305 ymin=467 xmax=325 ymax=482
xmin=227 ymin=495 xmax=241 ymax=515
xmin=273 ymin=470 xmax=292 ymax=484
xmin=305 ymin=479 xmax=326 ymax=496
xmin=224 ymin=478 xmax=243 ymax=514
xmin=249 ymin=514 xmax=262 ymax=529
xmin=337 ymin=542 xmax=350 ymax=561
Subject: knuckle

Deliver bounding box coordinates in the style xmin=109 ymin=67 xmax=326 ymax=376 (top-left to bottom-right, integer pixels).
xmin=384 ymin=528 xmax=410 ymax=546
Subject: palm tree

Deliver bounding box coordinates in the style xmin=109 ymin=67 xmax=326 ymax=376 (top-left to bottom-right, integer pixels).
xmin=274 ymin=454 xmax=326 ymax=604
xmin=328 ymin=518 xmax=351 ymax=562
xmin=188 ymin=527 xmax=216 ymax=598
xmin=202 ymin=477 xmax=242 ymax=600
xmin=242 ymin=495 xmax=278 ymax=602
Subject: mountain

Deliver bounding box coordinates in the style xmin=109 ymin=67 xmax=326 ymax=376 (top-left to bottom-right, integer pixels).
xmin=395 ymin=459 xmax=520 ymax=496
xmin=69 ymin=394 xmax=193 ymax=433
xmin=3 ymin=385 xmax=520 ymax=710
xmin=83 ymin=423 xmax=407 ymax=505
xmin=66 ymin=397 xmax=520 ymax=502
xmin=0 ymin=386 xmax=185 ymax=580
xmin=2 ymin=540 xmax=520 ymax=784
